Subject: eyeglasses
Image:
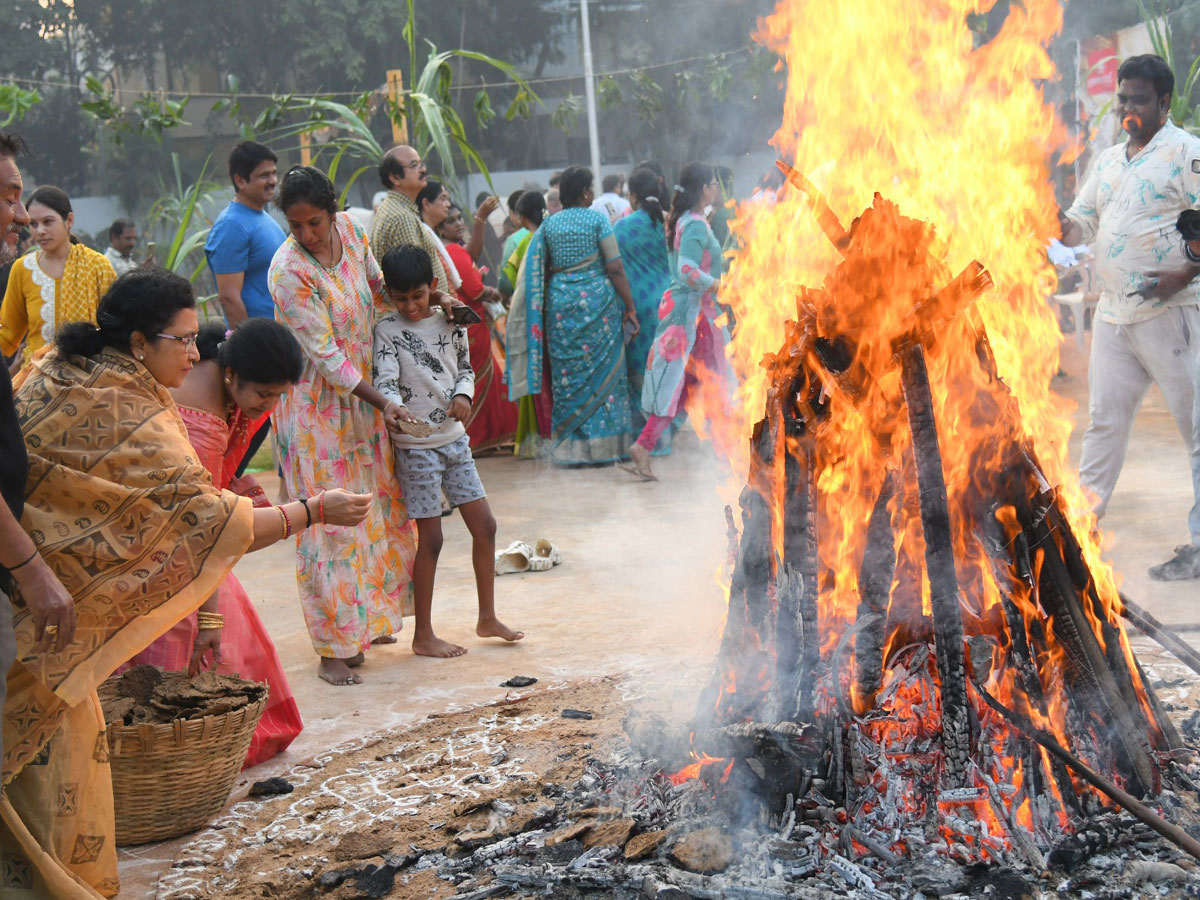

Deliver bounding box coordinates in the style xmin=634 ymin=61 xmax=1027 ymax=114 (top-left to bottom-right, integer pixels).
xmin=399 ymin=159 xmax=424 ymax=171
xmin=156 ymin=332 xmax=199 ymax=348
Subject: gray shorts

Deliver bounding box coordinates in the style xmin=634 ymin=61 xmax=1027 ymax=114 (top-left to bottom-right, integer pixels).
xmin=394 ymin=433 xmax=486 ymax=519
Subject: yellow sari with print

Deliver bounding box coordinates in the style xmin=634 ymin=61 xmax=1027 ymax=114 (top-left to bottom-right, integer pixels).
xmin=1 ymin=347 xmax=253 ymax=899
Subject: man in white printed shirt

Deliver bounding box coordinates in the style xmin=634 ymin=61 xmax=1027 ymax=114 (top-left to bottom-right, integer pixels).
xmin=1064 ymin=54 xmax=1200 ymax=580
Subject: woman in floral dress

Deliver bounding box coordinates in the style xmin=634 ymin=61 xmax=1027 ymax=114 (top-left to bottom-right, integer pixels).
xmin=508 ymin=165 xmax=640 ymax=465
xmin=628 ymin=163 xmax=731 ymax=480
xmin=269 ymin=166 xmax=418 ymax=686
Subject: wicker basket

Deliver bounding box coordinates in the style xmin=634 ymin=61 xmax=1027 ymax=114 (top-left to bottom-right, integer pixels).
xmin=107 ymin=690 xmax=267 ymax=846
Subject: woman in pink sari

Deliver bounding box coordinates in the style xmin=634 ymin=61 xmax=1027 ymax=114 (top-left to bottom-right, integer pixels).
xmin=127 ymin=318 xmax=306 ymax=768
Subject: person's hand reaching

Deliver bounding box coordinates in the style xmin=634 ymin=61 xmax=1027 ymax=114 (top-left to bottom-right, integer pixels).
xmin=189 ymin=627 xmax=222 ymax=676
xmin=316 ymin=489 xmax=372 ymax=526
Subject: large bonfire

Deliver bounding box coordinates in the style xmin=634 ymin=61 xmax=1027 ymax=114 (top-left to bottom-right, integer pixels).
xmin=686 ymin=0 xmax=1180 ymax=866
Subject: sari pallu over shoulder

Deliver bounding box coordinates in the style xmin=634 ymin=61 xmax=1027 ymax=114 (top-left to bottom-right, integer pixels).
xmin=4 ymin=348 xmax=253 ymax=785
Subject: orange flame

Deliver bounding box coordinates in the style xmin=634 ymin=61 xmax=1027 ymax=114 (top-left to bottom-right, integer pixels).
xmin=687 ymin=0 xmax=1160 ymax=851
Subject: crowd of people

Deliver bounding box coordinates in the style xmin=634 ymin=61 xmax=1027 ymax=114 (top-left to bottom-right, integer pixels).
xmin=0 ymin=121 xmax=742 ymax=896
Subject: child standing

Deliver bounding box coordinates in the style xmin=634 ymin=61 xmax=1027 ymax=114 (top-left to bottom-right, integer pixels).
xmin=374 ymin=245 xmax=524 ymax=657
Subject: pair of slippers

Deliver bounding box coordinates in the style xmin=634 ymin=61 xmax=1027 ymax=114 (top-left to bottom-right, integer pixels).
xmin=495 ymin=539 xmax=562 ymax=575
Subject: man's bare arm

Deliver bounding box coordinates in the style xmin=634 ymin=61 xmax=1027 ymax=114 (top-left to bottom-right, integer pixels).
xmin=215 ymin=271 xmax=249 ymax=327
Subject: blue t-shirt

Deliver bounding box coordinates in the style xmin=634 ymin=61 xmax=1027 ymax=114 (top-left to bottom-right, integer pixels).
xmin=204 ymin=200 xmax=287 ymax=320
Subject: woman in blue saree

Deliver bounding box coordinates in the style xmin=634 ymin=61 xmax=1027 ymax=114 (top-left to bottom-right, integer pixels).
xmin=613 ymin=167 xmax=670 ymax=435
xmin=507 ymin=165 xmax=640 ymax=465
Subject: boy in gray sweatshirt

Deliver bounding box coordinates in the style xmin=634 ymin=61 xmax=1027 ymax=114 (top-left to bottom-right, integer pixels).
xmin=374 ymin=246 xmax=523 ymax=657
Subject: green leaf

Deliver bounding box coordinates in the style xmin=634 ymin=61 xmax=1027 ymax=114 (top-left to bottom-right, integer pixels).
xmin=631 ymin=70 xmax=663 ymax=122
xmin=474 ymin=90 xmax=495 ymax=129
xmin=337 ymin=164 xmax=374 ymax=209
xmin=551 ymin=93 xmax=581 ymax=134
xmin=164 ymin=154 xmax=213 ymax=272
xmin=506 ymin=87 xmax=534 ymax=121
xmin=597 ymin=76 xmax=623 ymax=110
xmin=705 ymin=57 xmax=732 ymax=102
xmin=0 ymin=85 xmax=42 ymax=126
xmin=226 ymin=74 xmax=240 ymax=94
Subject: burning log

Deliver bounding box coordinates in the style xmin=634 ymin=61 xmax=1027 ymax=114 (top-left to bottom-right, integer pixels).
xmin=695 ymin=186 xmax=1175 ymax=871
xmin=1120 ymin=592 xmax=1200 ymax=682
xmin=973 ymin=679 xmax=1200 ymax=862
xmin=896 ymin=341 xmax=973 ymax=787
xmin=775 ymin=399 xmax=821 ymax=723
xmin=853 ymin=475 xmax=896 ymax=714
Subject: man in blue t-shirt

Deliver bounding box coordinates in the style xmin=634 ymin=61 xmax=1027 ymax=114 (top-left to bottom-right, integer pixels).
xmin=205 ymin=140 xmax=287 ymax=476
xmin=205 ymin=140 xmax=286 ymax=327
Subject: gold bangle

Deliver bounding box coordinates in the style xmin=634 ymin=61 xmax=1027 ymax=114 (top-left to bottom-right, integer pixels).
xmin=197 ymin=611 xmax=224 ymax=630
xmin=277 ymin=505 xmax=289 ymax=539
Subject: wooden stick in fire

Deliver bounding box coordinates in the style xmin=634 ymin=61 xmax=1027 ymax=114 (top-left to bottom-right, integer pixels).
xmin=774 ymin=160 xmax=852 ymax=256
xmin=972 ymin=678 xmax=1200 ymax=862
xmin=1119 ymin=592 xmax=1200 ymax=680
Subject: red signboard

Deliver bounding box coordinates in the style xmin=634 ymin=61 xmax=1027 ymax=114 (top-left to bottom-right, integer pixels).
xmin=1086 ymin=44 xmax=1118 ymax=96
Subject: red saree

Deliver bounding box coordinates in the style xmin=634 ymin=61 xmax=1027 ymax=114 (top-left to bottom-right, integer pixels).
xmin=445 ymin=241 xmax=519 ymax=451
xmin=126 ymin=405 xmax=302 ymax=769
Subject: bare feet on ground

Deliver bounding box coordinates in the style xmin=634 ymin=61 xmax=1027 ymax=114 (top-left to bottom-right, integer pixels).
xmin=318 ymin=656 xmax=364 ymax=685
xmin=371 ymin=634 xmax=398 ymax=645
xmin=412 ymin=635 xmax=468 ymax=658
xmin=477 ymin=617 xmax=525 ymax=642
xmin=627 ymin=443 xmax=656 ymax=481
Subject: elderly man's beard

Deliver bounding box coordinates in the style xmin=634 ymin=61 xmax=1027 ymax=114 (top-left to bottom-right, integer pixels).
xmin=0 ymin=226 xmax=20 ymax=267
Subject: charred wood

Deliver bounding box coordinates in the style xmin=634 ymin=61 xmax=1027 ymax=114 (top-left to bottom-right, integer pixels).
xmin=897 ymin=341 xmax=972 ymax=787
xmin=974 ymin=679 xmax=1200 ymax=862
xmin=854 ymin=475 xmax=896 ymax=714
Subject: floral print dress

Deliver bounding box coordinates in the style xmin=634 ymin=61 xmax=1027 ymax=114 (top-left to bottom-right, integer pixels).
xmin=641 ymin=211 xmax=730 ymax=418
xmin=270 ymin=213 xmax=417 ymax=659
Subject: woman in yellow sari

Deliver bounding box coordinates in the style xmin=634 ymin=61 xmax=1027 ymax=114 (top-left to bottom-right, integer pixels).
xmin=1 ymin=268 xmax=371 ymax=899
xmin=0 ymin=186 xmax=116 ymax=366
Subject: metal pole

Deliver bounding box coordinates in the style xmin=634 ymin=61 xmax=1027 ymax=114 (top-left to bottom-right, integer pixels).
xmin=580 ymin=0 xmax=602 ymax=179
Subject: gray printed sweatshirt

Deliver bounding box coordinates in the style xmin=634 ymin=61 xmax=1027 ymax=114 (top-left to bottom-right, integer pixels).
xmin=372 ymin=308 xmax=475 ymax=449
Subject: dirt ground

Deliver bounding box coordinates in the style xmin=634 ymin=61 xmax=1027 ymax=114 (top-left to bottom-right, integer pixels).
xmin=115 ymin=333 xmax=1200 ymax=898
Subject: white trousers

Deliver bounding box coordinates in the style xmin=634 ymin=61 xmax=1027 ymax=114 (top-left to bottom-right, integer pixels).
xmin=1079 ymin=305 xmax=1200 ymax=543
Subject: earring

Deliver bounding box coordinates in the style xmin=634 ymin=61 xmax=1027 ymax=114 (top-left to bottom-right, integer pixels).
xmin=136 ymin=354 xmax=144 ymax=361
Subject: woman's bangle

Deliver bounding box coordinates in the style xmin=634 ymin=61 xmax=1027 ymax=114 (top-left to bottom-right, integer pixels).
xmin=301 ymin=498 xmax=313 ymax=528
xmin=197 ymin=611 xmax=224 ymax=630
xmin=474 ymin=215 xmax=486 ymax=223
xmin=277 ymin=505 xmax=290 ymax=539
xmin=6 ymin=546 xmax=39 ymax=572
xmin=318 ymin=493 xmax=327 ymax=524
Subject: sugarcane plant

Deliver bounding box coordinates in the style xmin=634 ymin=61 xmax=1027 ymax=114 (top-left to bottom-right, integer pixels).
xmin=1138 ymin=0 xmax=1200 ymax=132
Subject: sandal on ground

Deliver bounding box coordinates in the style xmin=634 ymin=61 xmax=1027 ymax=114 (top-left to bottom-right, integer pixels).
xmin=534 ymin=538 xmax=563 ymax=566
xmin=496 ymin=540 xmax=534 ymax=575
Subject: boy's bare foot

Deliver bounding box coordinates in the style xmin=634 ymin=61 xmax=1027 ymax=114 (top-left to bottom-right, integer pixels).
xmin=318 ymin=657 xmax=364 ymax=685
xmin=477 ymin=617 xmax=525 ymax=642
xmin=412 ymin=635 xmax=467 ymax=658
xmin=371 ymin=634 xmax=398 ymax=645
